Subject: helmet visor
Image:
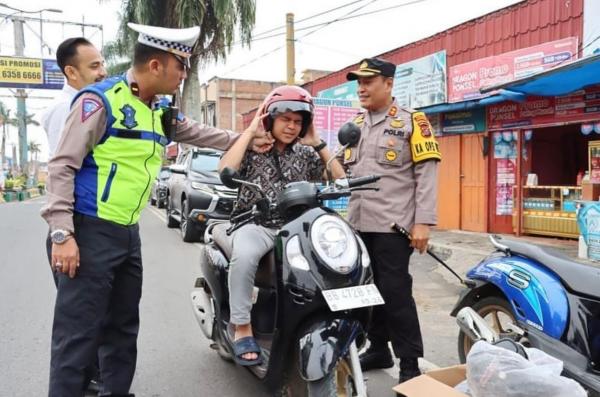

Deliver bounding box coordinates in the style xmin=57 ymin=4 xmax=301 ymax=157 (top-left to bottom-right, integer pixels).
xmin=267 ymin=100 xmax=312 ymax=116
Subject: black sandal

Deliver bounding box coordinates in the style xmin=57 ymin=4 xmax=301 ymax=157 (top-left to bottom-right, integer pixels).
xmin=231 ymin=336 xmax=263 ymax=366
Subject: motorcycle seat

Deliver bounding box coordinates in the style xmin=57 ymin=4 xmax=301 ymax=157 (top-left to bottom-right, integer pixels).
xmin=211 ymin=223 xmax=276 ymax=288
xmin=497 ymin=237 xmax=600 ymax=297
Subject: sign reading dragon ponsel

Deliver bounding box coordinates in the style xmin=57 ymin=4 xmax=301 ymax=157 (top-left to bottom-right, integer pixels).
xmin=0 ymin=56 xmax=63 ymax=90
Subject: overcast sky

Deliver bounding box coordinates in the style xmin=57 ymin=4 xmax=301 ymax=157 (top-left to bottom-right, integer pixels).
xmin=0 ymin=0 xmax=523 ymax=161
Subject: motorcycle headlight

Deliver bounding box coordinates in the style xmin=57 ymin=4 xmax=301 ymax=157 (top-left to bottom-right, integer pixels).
xmin=310 ymin=214 xmax=358 ymax=274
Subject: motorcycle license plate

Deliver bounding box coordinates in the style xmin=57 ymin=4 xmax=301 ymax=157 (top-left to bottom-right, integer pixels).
xmin=322 ymin=284 xmax=384 ymax=312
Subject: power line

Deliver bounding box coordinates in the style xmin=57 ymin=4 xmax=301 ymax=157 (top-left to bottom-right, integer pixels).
xmin=298 ymin=0 xmax=379 ymax=40
xmin=244 ymin=0 xmax=371 ymax=42
xmin=220 ymin=45 xmax=286 ymax=77
xmin=218 ymin=0 xmax=429 ymax=77
xmin=233 ymin=0 xmax=429 ymax=47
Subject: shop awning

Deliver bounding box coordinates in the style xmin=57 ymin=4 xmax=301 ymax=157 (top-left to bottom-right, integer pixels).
xmin=419 ymin=90 xmax=525 ymax=115
xmin=480 ymin=52 xmax=600 ymax=97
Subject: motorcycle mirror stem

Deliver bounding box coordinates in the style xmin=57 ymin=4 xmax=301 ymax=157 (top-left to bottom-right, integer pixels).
xmin=325 ymin=143 xmax=350 ymax=184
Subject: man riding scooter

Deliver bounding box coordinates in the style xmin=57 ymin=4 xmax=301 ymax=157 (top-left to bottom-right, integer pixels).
xmin=218 ymin=85 xmax=345 ymax=365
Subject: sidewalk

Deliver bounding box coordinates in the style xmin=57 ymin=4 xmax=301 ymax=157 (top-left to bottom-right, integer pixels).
xmin=427 ymin=228 xmax=589 ymax=285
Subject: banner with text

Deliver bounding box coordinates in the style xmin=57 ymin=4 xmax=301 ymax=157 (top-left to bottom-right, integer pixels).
xmin=392 ymin=50 xmax=447 ymax=108
xmin=487 ymin=85 xmax=600 ymax=130
xmin=314 ymin=98 xmax=361 ymax=151
xmin=449 ymin=37 xmax=578 ymax=102
xmin=0 ymin=56 xmax=63 ymax=90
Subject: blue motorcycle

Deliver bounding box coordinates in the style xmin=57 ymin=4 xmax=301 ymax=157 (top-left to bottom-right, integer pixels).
xmin=451 ymin=235 xmax=600 ymax=394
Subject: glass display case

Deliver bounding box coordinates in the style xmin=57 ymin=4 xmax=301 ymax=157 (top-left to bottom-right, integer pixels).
xmin=513 ymin=186 xmax=582 ymax=238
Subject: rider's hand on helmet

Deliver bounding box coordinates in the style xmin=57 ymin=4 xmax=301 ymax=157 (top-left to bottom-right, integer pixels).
xmin=299 ymin=123 xmax=320 ymax=147
xmin=246 ymin=103 xmax=274 ymax=152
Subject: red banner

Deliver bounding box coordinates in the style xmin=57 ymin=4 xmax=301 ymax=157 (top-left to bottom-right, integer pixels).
xmin=487 ymin=86 xmax=600 ymax=130
xmin=449 ymin=37 xmax=578 ymax=102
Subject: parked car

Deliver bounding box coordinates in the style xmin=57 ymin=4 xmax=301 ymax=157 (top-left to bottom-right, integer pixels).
xmin=150 ymin=167 xmax=171 ymax=208
xmin=165 ymin=148 xmax=237 ymax=242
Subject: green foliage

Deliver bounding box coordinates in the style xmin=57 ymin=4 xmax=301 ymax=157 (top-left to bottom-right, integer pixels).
xmin=103 ymin=0 xmax=256 ymax=72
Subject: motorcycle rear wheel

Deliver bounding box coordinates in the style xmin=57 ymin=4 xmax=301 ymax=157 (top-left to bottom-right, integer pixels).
xmin=457 ymin=295 xmax=516 ymax=363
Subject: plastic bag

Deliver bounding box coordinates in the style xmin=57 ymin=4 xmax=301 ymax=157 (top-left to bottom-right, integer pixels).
xmin=466 ymin=341 xmax=586 ymax=397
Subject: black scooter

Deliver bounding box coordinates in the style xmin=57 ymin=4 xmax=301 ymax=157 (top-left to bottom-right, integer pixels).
xmin=190 ymin=124 xmax=382 ymax=396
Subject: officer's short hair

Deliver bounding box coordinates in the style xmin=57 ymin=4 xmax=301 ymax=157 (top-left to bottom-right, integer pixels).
xmin=56 ymin=37 xmax=94 ymax=76
xmin=133 ymin=43 xmax=171 ymax=68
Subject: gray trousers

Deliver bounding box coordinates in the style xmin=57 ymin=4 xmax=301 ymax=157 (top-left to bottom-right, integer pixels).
xmin=229 ymin=224 xmax=277 ymax=325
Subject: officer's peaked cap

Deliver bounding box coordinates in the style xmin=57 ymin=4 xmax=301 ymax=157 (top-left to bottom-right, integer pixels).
xmin=346 ymin=58 xmax=395 ymax=81
xmin=128 ymin=23 xmax=200 ymax=58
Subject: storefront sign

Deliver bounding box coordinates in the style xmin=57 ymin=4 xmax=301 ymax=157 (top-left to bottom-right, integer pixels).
xmin=441 ymin=108 xmax=486 ymax=134
xmin=313 ymin=98 xmax=361 ymax=151
xmin=449 ymin=37 xmax=578 ymax=102
xmin=392 ymin=50 xmax=447 ymax=108
xmin=496 ymin=158 xmax=516 ymax=215
xmin=317 ymin=81 xmax=358 ymax=101
xmin=487 ymin=86 xmax=600 ymax=130
xmin=0 ymin=56 xmax=63 ymax=89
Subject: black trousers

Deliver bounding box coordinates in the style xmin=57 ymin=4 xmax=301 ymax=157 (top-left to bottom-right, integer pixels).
xmin=360 ymin=232 xmax=424 ymax=358
xmin=47 ymin=213 xmax=142 ymax=397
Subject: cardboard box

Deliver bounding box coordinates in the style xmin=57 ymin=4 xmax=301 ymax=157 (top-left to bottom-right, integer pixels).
xmin=582 ymin=181 xmax=600 ymax=201
xmin=393 ymin=365 xmax=467 ymax=397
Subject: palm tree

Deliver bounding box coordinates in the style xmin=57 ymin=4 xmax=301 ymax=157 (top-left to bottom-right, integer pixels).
xmin=0 ymin=101 xmax=10 ymax=171
xmin=104 ymin=0 xmax=256 ymax=121
xmin=28 ymin=141 xmax=41 ymax=163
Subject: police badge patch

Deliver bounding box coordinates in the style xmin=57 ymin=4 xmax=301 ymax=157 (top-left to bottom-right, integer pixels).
xmin=120 ymin=104 xmax=138 ymax=129
xmin=81 ymin=98 xmax=102 ymax=122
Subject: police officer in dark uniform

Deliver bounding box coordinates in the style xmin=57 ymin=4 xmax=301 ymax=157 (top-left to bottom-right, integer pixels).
xmin=341 ymin=58 xmax=441 ymax=383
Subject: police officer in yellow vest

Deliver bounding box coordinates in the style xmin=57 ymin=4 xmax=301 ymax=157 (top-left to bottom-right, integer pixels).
xmin=41 ymin=23 xmax=272 ymax=397
xmin=341 ymin=58 xmax=441 ymax=384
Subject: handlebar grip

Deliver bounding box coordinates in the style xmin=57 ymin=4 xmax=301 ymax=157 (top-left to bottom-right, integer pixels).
xmin=347 ymin=175 xmax=381 ymax=188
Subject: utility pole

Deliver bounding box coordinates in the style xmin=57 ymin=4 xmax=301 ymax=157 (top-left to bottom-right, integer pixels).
xmin=286 ymin=13 xmax=295 ymax=85
xmin=13 ymin=17 xmax=28 ymax=176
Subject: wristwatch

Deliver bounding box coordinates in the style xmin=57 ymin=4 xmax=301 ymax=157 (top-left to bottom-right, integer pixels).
xmin=312 ymin=139 xmax=327 ymax=152
xmin=50 ymin=229 xmax=72 ymax=244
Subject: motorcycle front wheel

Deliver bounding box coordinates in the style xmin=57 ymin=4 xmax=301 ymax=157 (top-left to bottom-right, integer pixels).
xmin=277 ymin=352 xmax=362 ymax=397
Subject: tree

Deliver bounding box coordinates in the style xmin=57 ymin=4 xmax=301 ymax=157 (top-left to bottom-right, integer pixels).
xmin=104 ymin=0 xmax=256 ymax=122
xmin=0 ymin=101 xmax=39 ymax=175
xmin=28 ymin=141 xmax=41 ymax=163
xmin=0 ymin=101 xmax=10 ymax=171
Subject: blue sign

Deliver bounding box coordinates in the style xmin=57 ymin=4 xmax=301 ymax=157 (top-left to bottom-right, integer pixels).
xmin=442 ymin=108 xmax=487 ymax=134
xmin=0 ymin=56 xmax=63 ymax=90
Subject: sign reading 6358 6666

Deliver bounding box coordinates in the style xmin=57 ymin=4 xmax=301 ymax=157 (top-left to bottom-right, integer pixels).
xmin=0 ymin=56 xmax=63 ymax=90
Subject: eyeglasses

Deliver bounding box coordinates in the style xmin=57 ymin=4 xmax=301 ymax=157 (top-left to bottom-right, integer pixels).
xmin=171 ymin=53 xmax=190 ymax=71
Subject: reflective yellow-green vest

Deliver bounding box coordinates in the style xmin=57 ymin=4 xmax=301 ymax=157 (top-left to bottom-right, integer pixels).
xmin=72 ymin=75 xmax=169 ymax=225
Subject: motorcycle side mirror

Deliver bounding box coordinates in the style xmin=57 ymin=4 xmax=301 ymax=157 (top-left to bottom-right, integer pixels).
xmin=219 ymin=167 xmax=242 ymax=189
xmin=337 ymin=122 xmax=361 ymax=147
xmin=324 ymin=122 xmax=362 ymax=183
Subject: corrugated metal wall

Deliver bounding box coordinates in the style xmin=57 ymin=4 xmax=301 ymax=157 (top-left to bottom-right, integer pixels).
xmin=305 ymin=0 xmax=584 ymax=95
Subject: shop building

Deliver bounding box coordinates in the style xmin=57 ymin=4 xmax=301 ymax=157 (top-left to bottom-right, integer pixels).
xmin=305 ymin=0 xmax=591 ymax=237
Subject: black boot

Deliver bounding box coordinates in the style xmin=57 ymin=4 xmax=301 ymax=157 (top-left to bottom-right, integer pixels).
xmin=398 ymin=357 xmax=421 ymax=383
xmin=359 ymin=343 xmax=394 ymax=371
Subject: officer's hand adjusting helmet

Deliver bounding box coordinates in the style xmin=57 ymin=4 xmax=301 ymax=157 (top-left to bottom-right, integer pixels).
xmin=261 ymin=85 xmax=314 ymax=138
